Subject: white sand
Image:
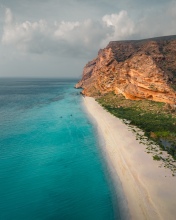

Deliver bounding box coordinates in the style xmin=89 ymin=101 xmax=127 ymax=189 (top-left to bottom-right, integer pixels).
xmin=83 ymin=96 xmax=176 ymax=220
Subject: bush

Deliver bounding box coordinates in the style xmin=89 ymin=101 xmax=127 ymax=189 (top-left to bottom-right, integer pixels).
xmin=153 ymin=155 xmax=161 ymax=161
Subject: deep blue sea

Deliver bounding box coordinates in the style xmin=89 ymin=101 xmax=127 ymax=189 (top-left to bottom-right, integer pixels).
xmin=0 ymin=78 xmax=127 ymax=220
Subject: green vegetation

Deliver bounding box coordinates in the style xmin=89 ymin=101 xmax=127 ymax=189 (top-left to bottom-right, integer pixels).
xmin=96 ymin=92 xmax=176 ymax=159
xmin=153 ymin=155 xmax=161 ymax=161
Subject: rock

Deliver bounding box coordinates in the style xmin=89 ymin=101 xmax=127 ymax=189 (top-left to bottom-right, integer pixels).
xmin=76 ymin=35 xmax=176 ymax=104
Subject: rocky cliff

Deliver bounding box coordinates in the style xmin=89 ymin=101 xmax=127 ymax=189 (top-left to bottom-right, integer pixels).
xmin=76 ymin=35 xmax=176 ymax=104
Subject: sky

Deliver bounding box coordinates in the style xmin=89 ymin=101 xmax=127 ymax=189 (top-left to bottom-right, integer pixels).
xmin=0 ymin=0 xmax=175 ymax=78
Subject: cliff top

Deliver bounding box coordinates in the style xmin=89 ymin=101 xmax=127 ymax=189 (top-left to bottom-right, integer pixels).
xmin=108 ymin=35 xmax=176 ymax=45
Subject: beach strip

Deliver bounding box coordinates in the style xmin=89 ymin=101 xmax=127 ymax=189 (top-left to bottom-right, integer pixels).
xmin=83 ymin=96 xmax=176 ymax=220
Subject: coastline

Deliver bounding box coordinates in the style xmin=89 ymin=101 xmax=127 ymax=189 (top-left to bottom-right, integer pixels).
xmin=83 ymin=96 xmax=176 ymax=220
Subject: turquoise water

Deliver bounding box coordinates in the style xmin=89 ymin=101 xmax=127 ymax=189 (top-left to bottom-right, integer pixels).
xmin=0 ymin=78 xmax=127 ymax=220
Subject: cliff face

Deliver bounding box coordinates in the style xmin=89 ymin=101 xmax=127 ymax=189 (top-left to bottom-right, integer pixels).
xmin=76 ymin=35 xmax=176 ymax=104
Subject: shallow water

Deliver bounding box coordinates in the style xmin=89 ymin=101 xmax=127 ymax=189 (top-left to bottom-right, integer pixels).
xmin=0 ymin=78 xmax=126 ymax=220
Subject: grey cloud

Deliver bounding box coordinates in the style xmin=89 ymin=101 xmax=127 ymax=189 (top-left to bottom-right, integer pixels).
xmin=2 ymin=5 xmax=176 ymax=59
xmin=0 ymin=0 xmax=176 ymax=78
xmin=0 ymin=0 xmax=173 ymax=30
xmin=1 ymin=9 xmax=113 ymax=57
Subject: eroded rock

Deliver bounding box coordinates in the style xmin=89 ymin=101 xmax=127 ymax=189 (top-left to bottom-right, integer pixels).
xmin=76 ymin=35 xmax=176 ymax=104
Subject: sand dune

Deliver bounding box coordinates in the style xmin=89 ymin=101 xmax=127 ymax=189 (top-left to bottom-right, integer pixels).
xmin=83 ymin=96 xmax=176 ymax=220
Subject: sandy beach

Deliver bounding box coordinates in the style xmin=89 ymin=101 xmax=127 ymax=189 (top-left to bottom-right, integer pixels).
xmin=83 ymin=97 xmax=176 ymax=220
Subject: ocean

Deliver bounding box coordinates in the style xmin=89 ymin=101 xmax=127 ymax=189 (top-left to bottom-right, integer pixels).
xmin=0 ymin=78 xmax=127 ymax=220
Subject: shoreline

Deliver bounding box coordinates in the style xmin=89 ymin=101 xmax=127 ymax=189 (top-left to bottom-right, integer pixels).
xmin=83 ymin=96 xmax=176 ymax=220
